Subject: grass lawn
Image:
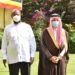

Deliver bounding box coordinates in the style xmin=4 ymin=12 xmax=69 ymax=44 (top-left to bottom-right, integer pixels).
xmin=0 ymin=51 xmax=75 ymax=75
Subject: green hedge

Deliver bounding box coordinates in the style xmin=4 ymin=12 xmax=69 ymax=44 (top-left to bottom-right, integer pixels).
xmin=68 ymin=31 xmax=75 ymax=53
xmin=63 ymin=24 xmax=75 ymax=53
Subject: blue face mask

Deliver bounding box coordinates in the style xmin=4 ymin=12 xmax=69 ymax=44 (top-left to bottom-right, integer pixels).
xmin=52 ymin=21 xmax=59 ymax=28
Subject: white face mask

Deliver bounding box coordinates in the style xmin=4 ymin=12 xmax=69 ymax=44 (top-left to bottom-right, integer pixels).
xmin=13 ymin=15 xmax=21 ymax=22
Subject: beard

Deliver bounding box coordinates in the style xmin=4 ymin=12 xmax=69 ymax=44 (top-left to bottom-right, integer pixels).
xmin=13 ymin=21 xmax=21 ymax=24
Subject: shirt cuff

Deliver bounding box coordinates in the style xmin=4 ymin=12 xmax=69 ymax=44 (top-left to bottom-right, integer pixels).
xmin=2 ymin=55 xmax=7 ymax=60
xmin=59 ymin=48 xmax=66 ymax=57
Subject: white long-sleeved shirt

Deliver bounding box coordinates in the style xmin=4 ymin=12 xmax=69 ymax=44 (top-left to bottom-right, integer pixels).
xmin=1 ymin=22 xmax=36 ymax=64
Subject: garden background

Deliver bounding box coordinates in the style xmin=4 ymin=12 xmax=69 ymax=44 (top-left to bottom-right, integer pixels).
xmin=0 ymin=0 xmax=75 ymax=75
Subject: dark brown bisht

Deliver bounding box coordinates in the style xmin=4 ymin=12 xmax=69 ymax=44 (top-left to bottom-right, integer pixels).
xmin=38 ymin=29 xmax=68 ymax=75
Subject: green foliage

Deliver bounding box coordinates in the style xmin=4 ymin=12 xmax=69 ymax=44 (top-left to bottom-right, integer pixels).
xmin=22 ymin=0 xmax=75 ymax=23
xmin=0 ymin=32 xmax=3 ymax=49
xmin=68 ymin=31 xmax=75 ymax=53
xmin=23 ymin=0 xmax=31 ymax=2
xmin=22 ymin=1 xmax=40 ymax=19
xmin=32 ymin=14 xmax=47 ymax=50
xmin=63 ymin=24 xmax=75 ymax=53
xmin=0 ymin=32 xmax=3 ymax=39
xmin=22 ymin=0 xmax=75 ymax=53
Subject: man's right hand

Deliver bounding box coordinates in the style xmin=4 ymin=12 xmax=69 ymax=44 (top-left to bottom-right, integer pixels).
xmin=3 ymin=59 xmax=7 ymax=67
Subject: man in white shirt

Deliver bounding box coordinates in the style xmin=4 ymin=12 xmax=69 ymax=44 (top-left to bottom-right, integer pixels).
xmin=1 ymin=9 xmax=36 ymax=75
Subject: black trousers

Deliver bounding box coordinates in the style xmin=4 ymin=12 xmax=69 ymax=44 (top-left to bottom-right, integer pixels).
xmin=8 ymin=62 xmax=30 ymax=75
